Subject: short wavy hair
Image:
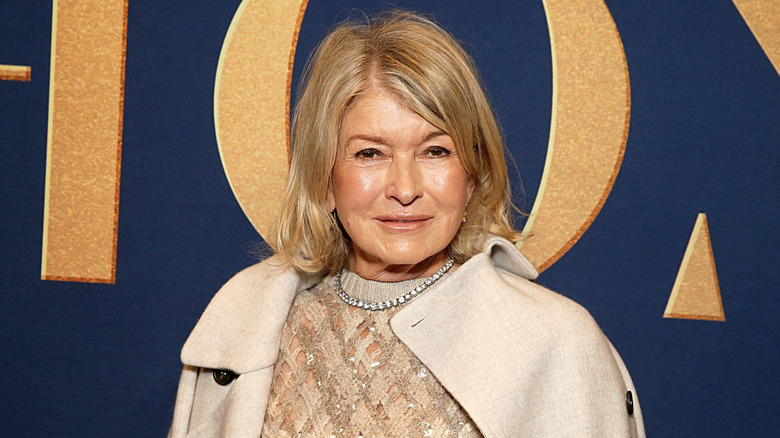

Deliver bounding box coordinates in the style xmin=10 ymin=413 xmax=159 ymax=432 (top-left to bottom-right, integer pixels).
xmin=268 ymin=10 xmax=521 ymax=273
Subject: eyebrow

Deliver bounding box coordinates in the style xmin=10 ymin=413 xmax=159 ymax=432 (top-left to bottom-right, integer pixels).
xmin=422 ymin=130 xmax=449 ymax=142
xmin=344 ymin=134 xmax=386 ymax=146
xmin=344 ymin=130 xmax=449 ymax=147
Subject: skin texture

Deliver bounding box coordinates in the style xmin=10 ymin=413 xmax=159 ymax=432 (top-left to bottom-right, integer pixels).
xmin=328 ymin=87 xmax=475 ymax=281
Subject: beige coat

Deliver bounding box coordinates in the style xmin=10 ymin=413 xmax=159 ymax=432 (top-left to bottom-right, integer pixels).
xmin=169 ymin=237 xmax=645 ymax=437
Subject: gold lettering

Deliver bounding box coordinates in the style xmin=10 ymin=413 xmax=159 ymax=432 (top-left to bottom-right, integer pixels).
xmin=0 ymin=64 xmax=31 ymax=81
xmin=664 ymin=214 xmax=725 ymax=321
xmin=733 ymin=0 xmax=780 ymax=76
xmin=518 ymin=0 xmax=630 ymax=272
xmin=215 ymin=0 xmax=308 ymax=239
xmin=42 ymin=0 xmax=128 ymax=283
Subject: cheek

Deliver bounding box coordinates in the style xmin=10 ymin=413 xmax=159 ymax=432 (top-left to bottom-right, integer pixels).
xmin=332 ymin=166 xmax=380 ymax=213
xmin=430 ymin=167 xmax=471 ymax=205
xmin=355 ymin=172 xmax=381 ymax=194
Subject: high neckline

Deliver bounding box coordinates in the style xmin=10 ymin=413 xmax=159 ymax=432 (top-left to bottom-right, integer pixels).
xmin=338 ymin=269 xmax=452 ymax=304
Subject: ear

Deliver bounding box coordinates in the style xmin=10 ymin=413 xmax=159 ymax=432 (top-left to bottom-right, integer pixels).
xmin=466 ymin=175 xmax=476 ymax=203
xmin=327 ymin=182 xmax=336 ymax=212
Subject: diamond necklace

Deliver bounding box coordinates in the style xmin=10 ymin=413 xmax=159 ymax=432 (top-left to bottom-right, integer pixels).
xmin=333 ymin=259 xmax=454 ymax=311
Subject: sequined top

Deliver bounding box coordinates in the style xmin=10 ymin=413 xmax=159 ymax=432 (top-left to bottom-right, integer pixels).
xmin=261 ymin=271 xmax=483 ymax=437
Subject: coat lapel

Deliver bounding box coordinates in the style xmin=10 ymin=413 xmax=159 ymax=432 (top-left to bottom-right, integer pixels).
xmin=391 ymin=237 xmax=542 ymax=436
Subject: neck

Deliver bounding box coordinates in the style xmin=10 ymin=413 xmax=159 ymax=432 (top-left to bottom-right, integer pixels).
xmin=348 ymin=250 xmax=448 ymax=282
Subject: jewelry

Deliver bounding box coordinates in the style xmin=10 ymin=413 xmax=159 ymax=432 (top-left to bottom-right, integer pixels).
xmin=333 ymin=259 xmax=454 ymax=311
xmin=462 ymin=203 xmax=468 ymax=223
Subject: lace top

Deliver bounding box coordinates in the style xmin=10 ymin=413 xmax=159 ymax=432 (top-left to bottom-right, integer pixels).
xmin=261 ymin=270 xmax=483 ymax=437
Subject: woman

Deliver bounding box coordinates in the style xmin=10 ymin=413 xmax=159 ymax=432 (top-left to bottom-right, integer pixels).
xmin=169 ymin=11 xmax=645 ymax=438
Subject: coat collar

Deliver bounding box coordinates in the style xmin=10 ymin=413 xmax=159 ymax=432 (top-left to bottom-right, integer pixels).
xmin=180 ymin=236 xmax=538 ymax=374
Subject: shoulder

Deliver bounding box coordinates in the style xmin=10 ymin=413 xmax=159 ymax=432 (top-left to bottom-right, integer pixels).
xmin=180 ymin=256 xmax=324 ymax=373
xmin=442 ymin=236 xmax=612 ymax=364
xmin=398 ymin=236 xmax=608 ymax=353
xmin=467 ymin=236 xmax=603 ymax=339
xmin=493 ymin=266 xmax=606 ymax=344
xmin=187 ymin=256 xmax=304 ymax=331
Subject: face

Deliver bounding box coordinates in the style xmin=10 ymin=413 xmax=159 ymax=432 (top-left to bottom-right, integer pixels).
xmin=328 ymin=88 xmax=475 ymax=279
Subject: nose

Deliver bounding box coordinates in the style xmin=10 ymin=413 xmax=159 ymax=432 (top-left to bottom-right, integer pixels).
xmin=385 ymin=156 xmax=423 ymax=205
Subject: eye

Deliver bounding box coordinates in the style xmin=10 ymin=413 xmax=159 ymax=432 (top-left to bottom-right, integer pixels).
xmin=355 ymin=148 xmax=382 ymax=159
xmin=425 ymin=146 xmax=451 ymax=157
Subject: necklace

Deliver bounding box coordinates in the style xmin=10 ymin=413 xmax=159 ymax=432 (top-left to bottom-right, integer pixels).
xmin=333 ymin=259 xmax=454 ymax=311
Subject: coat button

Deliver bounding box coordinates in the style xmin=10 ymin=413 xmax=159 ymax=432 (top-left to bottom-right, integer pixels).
xmin=626 ymin=391 xmax=634 ymax=416
xmin=213 ymin=369 xmax=237 ymax=386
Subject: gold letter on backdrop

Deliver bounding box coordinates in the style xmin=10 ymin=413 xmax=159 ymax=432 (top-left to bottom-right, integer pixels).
xmin=214 ymin=0 xmax=308 ymax=239
xmin=0 ymin=64 xmax=31 ymax=81
xmin=517 ymin=0 xmax=630 ymax=273
xmin=732 ymin=0 xmax=780 ymax=76
xmin=42 ymin=0 xmax=128 ymax=283
xmin=664 ymin=214 xmax=725 ymax=321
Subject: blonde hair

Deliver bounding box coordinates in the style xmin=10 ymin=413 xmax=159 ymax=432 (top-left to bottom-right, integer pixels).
xmin=268 ymin=10 xmax=521 ymax=273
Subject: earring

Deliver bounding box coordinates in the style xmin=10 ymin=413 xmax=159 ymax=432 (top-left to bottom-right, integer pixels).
xmin=462 ymin=203 xmax=468 ymax=223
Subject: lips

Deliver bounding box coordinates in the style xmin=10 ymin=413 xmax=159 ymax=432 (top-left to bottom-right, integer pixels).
xmin=375 ymin=214 xmax=432 ymax=221
xmin=374 ymin=214 xmax=433 ymax=230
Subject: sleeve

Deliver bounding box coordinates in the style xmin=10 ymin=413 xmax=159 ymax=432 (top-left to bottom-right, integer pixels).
xmin=518 ymin=316 xmax=645 ymax=438
xmin=606 ymin=337 xmax=646 ymax=438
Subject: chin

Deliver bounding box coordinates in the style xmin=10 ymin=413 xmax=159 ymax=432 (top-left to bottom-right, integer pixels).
xmin=377 ymin=246 xmax=445 ymax=267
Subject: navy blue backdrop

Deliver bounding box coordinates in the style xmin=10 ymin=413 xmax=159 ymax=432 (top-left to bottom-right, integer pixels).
xmin=1 ymin=1 xmax=778 ymax=436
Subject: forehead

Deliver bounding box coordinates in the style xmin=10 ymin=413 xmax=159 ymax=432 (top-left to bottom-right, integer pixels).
xmin=339 ymin=89 xmax=449 ymax=148
xmin=340 ymin=87 xmax=445 ymax=138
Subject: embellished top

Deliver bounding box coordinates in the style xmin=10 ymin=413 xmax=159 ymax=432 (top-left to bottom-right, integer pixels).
xmin=261 ymin=270 xmax=483 ymax=437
